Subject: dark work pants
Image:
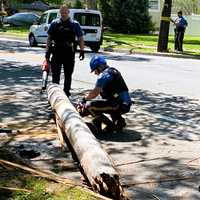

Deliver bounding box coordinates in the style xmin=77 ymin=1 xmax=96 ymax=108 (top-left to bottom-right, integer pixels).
xmin=174 ymin=27 xmax=185 ymax=51
xmin=51 ymin=48 xmax=75 ymax=96
xmin=85 ymin=99 xmax=131 ymax=123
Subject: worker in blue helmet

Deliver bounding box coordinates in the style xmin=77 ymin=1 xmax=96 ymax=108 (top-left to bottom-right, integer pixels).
xmin=78 ymin=55 xmax=132 ymax=133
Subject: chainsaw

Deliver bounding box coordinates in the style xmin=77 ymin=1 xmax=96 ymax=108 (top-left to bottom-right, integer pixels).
xmin=41 ymin=59 xmax=50 ymax=92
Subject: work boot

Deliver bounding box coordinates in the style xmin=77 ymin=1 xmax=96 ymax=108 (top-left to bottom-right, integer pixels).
xmin=102 ymin=125 xmax=115 ymax=133
xmin=100 ymin=114 xmax=116 ymax=133
xmin=92 ymin=115 xmax=115 ymax=133
xmin=115 ymin=117 xmax=126 ymax=131
xmin=92 ymin=116 xmax=103 ymax=133
xmin=86 ymin=122 xmax=99 ymax=134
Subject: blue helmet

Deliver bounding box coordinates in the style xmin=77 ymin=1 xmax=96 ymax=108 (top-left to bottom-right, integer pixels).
xmin=90 ymin=55 xmax=107 ymax=72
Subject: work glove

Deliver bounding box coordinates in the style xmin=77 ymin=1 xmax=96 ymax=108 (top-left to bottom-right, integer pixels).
xmin=79 ymin=50 xmax=85 ymax=60
xmin=81 ymin=97 xmax=87 ymax=104
xmin=76 ymin=102 xmax=86 ymax=116
xmin=76 ymin=97 xmax=87 ymax=116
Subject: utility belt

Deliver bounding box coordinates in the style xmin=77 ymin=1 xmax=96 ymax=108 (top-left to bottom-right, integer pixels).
xmin=53 ymin=41 xmax=75 ymax=51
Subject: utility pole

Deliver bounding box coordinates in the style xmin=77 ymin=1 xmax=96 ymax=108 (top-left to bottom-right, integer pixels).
xmin=157 ymin=0 xmax=172 ymax=52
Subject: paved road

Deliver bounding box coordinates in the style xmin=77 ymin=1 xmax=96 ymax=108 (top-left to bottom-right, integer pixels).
xmin=0 ymin=38 xmax=200 ymax=199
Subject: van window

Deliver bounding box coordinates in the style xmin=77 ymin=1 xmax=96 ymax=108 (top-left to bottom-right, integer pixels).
xmin=74 ymin=13 xmax=100 ymax=26
xmin=48 ymin=12 xmax=58 ymax=24
xmin=39 ymin=13 xmax=48 ymax=24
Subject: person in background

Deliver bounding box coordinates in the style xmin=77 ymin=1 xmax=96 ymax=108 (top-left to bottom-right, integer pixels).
xmin=77 ymin=55 xmax=132 ymax=133
xmin=171 ymin=11 xmax=188 ymax=52
xmin=45 ymin=4 xmax=84 ymax=97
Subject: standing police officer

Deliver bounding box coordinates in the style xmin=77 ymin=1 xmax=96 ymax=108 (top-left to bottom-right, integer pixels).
xmin=171 ymin=11 xmax=188 ymax=52
xmin=78 ymin=55 xmax=132 ymax=133
xmin=45 ymin=5 xmax=84 ymax=97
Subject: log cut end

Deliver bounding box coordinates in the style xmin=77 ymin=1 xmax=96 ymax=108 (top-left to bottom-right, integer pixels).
xmin=92 ymin=173 xmax=129 ymax=200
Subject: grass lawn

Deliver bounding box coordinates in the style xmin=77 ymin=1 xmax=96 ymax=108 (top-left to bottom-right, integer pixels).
xmin=0 ymin=25 xmax=28 ymax=38
xmin=0 ymin=147 xmax=98 ymax=200
xmin=1 ymin=25 xmax=200 ymax=57
xmin=103 ymin=32 xmax=200 ymax=57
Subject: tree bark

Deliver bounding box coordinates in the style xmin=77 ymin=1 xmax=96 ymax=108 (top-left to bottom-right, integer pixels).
xmin=47 ymin=84 xmax=127 ymax=200
xmin=157 ymin=0 xmax=172 ymax=52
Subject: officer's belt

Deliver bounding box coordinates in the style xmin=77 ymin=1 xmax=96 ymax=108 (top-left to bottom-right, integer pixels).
xmin=54 ymin=41 xmax=74 ymax=48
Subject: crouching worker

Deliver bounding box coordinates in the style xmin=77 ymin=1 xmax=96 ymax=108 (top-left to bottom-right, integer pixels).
xmin=77 ymin=55 xmax=132 ymax=133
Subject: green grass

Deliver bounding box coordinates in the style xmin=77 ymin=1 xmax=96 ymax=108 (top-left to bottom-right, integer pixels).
xmin=1 ymin=25 xmax=200 ymax=57
xmin=0 ymin=25 xmax=28 ymax=38
xmin=103 ymin=32 xmax=200 ymax=56
xmin=0 ymin=147 xmax=98 ymax=200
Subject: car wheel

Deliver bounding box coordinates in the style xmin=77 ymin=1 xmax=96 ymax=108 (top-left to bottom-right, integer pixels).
xmin=90 ymin=45 xmax=100 ymax=53
xmin=29 ymin=34 xmax=37 ymax=47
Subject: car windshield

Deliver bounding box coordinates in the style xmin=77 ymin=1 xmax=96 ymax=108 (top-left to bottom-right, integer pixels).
xmin=74 ymin=13 xmax=100 ymax=26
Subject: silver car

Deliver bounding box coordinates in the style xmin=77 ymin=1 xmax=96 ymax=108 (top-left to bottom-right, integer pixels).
xmin=4 ymin=12 xmax=39 ymax=26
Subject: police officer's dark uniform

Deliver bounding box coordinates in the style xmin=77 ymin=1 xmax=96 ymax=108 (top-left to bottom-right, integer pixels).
xmin=47 ymin=17 xmax=83 ymax=96
xmin=173 ymin=11 xmax=188 ymax=52
xmin=80 ymin=55 xmax=132 ymax=132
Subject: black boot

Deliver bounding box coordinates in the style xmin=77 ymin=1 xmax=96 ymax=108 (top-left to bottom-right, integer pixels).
xmin=115 ymin=117 xmax=126 ymax=131
xmin=93 ymin=115 xmax=115 ymax=133
xmin=92 ymin=116 xmax=103 ymax=133
xmin=100 ymin=114 xmax=115 ymax=133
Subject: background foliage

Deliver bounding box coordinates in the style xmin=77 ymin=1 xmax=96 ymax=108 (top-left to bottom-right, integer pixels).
xmin=172 ymin=0 xmax=200 ymax=15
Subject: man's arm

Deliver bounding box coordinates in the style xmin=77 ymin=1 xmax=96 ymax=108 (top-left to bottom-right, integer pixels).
xmin=78 ymin=36 xmax=84 ymax=51
xmin=85 ymin=87 xmax=101 ymax=100
xmin=74 ymin=22 xmax=85 ymax=60
xmin=45 ymin=35 xmax=53 ymax=61
xmin=78 ymin=36 xmax=85 ymax=60
xmin=185 ymin=18 xmax=188 ymax=27
xmin=170 ymin=18 xmax=175 ymax=24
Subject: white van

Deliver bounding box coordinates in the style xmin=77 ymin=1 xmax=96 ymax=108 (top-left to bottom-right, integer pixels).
xmin=29 ymin=9 xmax=103 ymax=52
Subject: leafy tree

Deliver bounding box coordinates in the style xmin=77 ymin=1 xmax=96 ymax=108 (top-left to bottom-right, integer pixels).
xmin=109 ymin=0 xmax=152 ymax=34
xmin=98 ymin=0 xmax=112 ymax=25
xmin=44 ymin=0 xmax=64 ymax=4
xmin=73 ymin=0 xmax=83 ymax=9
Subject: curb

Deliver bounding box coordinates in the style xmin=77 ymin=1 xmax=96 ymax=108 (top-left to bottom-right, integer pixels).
xmin=103 ymin=47 xmax=200 ymax=60
xmin=1 ymin=34 xmax=200 ymax=60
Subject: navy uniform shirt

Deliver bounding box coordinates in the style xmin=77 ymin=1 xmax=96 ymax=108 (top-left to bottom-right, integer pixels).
xmin=175 ymin=16 xmax=188 ymax=29
xmin=96 ymin=67 xmax=132 ymax=105
xmin=48 ymin=18 xmax=83 ymax=39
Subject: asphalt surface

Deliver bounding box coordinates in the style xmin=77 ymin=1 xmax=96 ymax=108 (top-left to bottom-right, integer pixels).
xmin=0 ymin=38 xmax=200 ymax=199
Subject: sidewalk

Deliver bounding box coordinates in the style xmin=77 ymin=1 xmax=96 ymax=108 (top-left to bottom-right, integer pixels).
xmin=0 ymin=37 xmax=200 ymax=199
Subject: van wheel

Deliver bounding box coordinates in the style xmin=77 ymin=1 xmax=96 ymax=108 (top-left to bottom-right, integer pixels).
xmin=90 ymin=45 xmax=100 ymax=52
xmin=29 ymin=34 xmax=37 ymax=47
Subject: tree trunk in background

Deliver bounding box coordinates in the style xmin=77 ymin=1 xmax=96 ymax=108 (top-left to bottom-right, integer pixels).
xmin=3 ymin=0 xmax=11 ymax=14
xmin=85 ymin=0 xmax=97 ymax=9
xmin=0 ymin=0 xmax=6 ymax=27
xmin=157 ymin=0 xmax=172 ymax=52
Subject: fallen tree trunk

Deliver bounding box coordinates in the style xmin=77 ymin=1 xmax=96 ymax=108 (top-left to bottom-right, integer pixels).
xmin=47 ymin=84 xmax=127 ymax=200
